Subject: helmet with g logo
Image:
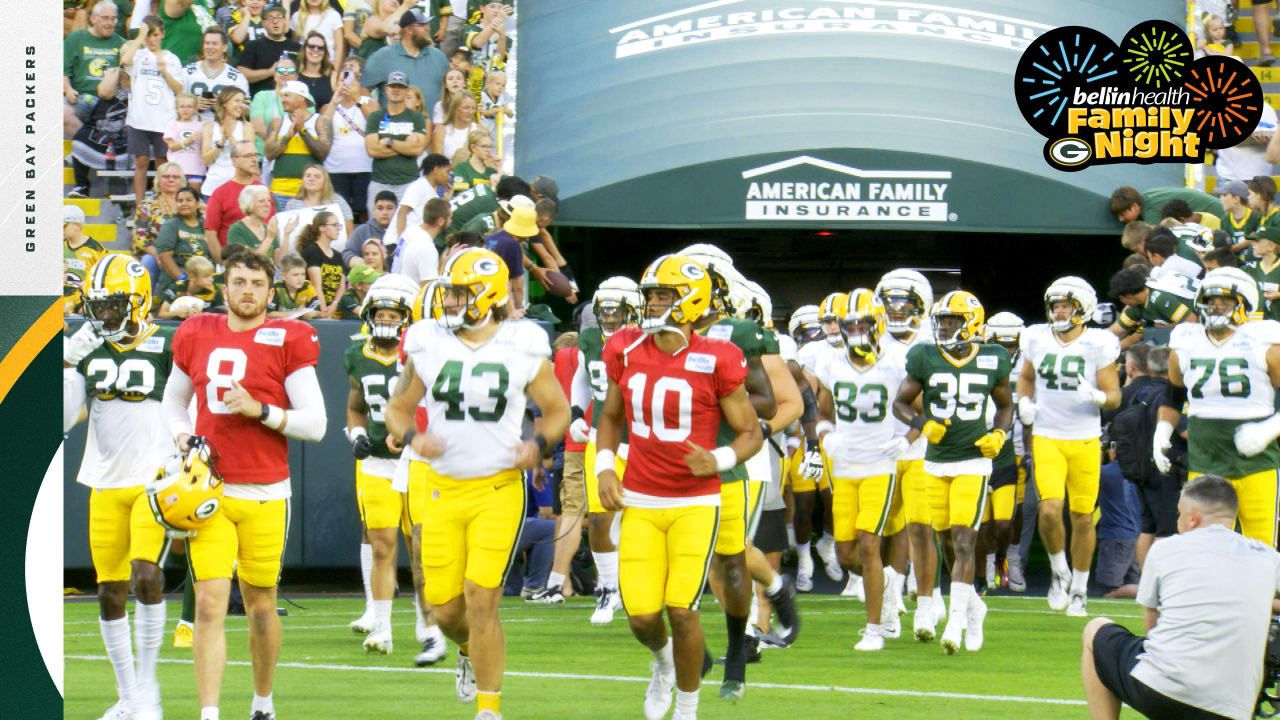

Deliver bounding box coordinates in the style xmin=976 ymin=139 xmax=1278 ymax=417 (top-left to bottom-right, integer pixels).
xmin=818 ymin=292 xmax=851 ymax=346
xmin=875 ymin=268 xmax=934 ymax=335
xmin=679 ymin=243 xmax=739 ymax=315
xmin=638 ymin=254 xmax=713 ymax=333
xmin=931 ymin=291 xmax=985 ymax=351
xmin=841 ymin=288 xmax=887 ymax=359
xmin=431 ymin=248 xmax=509 ymax=330
xmin=147 ymin=441 xmax=224 ymax=533
xmin=1044 ymin=276 xmax=1097 ymax=333
xmin=1196 ymin=267 xmax=1259 ymax=330
xmin=82 ymin=253 xmax=152 ymax=342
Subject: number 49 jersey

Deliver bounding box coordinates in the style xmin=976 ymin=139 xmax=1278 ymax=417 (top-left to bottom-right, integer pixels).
xmin=172 ymin=313 xmax=320 ymax=486
xmin=815 ymin=346 xmax=908 ymax=476
xmin=905 ymin=342 xmax=1011 ymax=464
xmin=1170 ymin=320 xmax=1280 ymax=419
xmin=343 ymin=339 xmax=401 ymax=468
xmin=402 ymin=319 xmax=551 ymax=479
xmin=1019 ymin=324 xmax=1120 ymax=440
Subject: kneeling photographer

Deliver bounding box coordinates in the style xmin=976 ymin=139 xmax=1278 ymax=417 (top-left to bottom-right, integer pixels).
xmin=1082 ymin=474 xmax=1280 ymax=720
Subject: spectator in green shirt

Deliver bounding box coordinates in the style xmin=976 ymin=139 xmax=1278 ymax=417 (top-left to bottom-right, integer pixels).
xmin=1109 ymin=185 xmax=1225 ymax=227
xmin=1245 ymin=223 xmax=1280 ymax=321
xmin=450 ymin=129 xmax=498 ymax=192
xmin=363 ymin=71 xmax=427 ymax=215
xmin=154 ymin=186 xmax=212 ymax=299
xmin=64 ymin=1 xmax=125 ymax=136
xmin=1108 ymin=267 xmax=1197 ymax=346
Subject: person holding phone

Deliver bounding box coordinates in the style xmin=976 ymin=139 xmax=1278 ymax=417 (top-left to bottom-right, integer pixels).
xmin=180 ymin=26 xmax=249 ymax=123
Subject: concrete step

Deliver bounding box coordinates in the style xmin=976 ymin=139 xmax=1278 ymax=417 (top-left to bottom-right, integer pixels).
xmin=82 ymin=223 xmax=118 ymax=245
xmin=63 ymin=166 xmax=74 ymax=185
xmin=63 ymin=198 xmax=101 ymax=216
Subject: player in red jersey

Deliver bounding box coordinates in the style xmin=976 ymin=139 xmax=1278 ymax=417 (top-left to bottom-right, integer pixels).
xmin=595 ymin=255 xmax=763 ymax=720
xmin=161 ymin=251 xmax=327 ymax=720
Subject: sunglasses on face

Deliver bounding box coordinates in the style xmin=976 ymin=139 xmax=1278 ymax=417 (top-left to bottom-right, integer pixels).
xmin=306 ymin=44 xmax=326 ymax=51
xmin=277 ymin=67 xmax=296 ymax=74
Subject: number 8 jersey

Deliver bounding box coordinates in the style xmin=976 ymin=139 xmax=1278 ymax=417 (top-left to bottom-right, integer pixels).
xmin=401 ymin=318 xmax=551 ymax=478
xmin=1019 ymin=324 xmax=1120 ymax=440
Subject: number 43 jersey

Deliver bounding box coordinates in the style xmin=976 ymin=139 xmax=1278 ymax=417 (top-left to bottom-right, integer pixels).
xmin=402 ymin=319 xmax=551 ymax=479
xmin=905 ymin=342 xmax=1011 ymax=465
xmin=1019 ymin=325 xmax=1120 ymax=440
xmin=1170 ymin=320 xmax=1280 ymax=419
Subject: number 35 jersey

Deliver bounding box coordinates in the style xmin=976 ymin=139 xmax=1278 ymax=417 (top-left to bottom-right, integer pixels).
xmin=1170 ymin=320 xmax=1280 ymax=419
xmin=1019 ymin=325 xmax=1120 ymax=440
xmin=172 ymin=313 xmax=320 ymax=486
xmin=905 ymin=342 xmax=1011 ymax=465
xmin=73 ymin=323 xmax=176 ymax=489
xmin=815 ymin=346 xmax=909 ymax=477
xmin=402 ymin=319 xmax=550 ymax=479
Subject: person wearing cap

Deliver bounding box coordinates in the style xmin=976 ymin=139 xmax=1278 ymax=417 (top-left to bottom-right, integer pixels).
xmin=530 ymin=175 xmax=559 ymax=209
xmin=389 ymin=197 xmax=445 ymax=285
xmin=64 ymin=204 xmax=107 ymax=314
xmin=364 ymin=70 xmax=428 ymax=215
xmin=1245 ymin=223 xmax=1280 ymax=322
xmin=1219 ymin=179 xmax=1262 ymax=262
xmin=334 ymin=263 xmax=382 ymax=318
xmin=455 ymin=173 xmax=529 ymax=234
xmin=236 ymin=4 xmax=302 ymax=96
xmin=348 ymin=190 xmax=399 ymax=267
xmin=362 ymin=6 xmax=449 ymax=108
xmin=476 ymin=198 xmax=529 ymax=316
xmin=265 ymin=79 xmax=333 ymax=206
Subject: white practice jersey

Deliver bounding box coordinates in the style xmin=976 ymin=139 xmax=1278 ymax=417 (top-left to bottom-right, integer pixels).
xmin=1170 ymin=320 xmax=1280 ymax=419
xmin=1010 ymin=351 xmax=1027 ymax=456
xmin=797 ymin=339 xmax=840 ymax=375
xmin=1020 ymin=324 xmax=1120 ymax=440
xmin=882 ymin=328 xmax=933 ymax=460
xmin=776 ymin=332 xmax=797 ymax=363
xmin=181 ymin=61 xmax=249 ymax=122
xmin=78 ymin=400 xmax=172 ymax=489
xmin=816 ymin=345 xmax=909 ymax=477
xmin=402 ymin=319 xmax=550 ymax=478
xmin=125 ymin=48 xmax=183 ymax=132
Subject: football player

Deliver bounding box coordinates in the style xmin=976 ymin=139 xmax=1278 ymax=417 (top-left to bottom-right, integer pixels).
xmin=64 ymin=254 xmax=174 ymax=720
xmin=385 ymin=249 xmax=570 ymax=720
xmin=982 ymin=312 xmax=1030 ymax=592
xmin=813 ymin=289 xmax=912 ymax=650
xmin=785 ymin=304 xmax=828 ymax=592
xmin=893 ymin=291 xmax=1014 ymax=654
xmin=1018 ymin=277 xmax=1121 ymax=617
xmin=594 ymin=254 xmax=763 ymax=720
xmin=1156 ymin=268 xmax=1280 ymax=547
xmin=161 ymin=251 xmax=328 ymax=720
xmin=555 ymin=276 xmax=643 ymax=624
xmin=874 ymin=268 xmax=944 ymax=635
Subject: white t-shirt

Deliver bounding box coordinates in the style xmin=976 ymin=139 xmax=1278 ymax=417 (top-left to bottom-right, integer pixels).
xmin=402 ymin=319 xmax=550 ymax=478
xmin=1019 ymin=324 xmax=1120 ymax=440
xmin=180 ymin=60 xmax=249 ymax=123
xmin=292 ymin=8 xmax=345 ymax=63
xmin=391 ymin=225 xmax=441 ymax=285
xmin=1170 ymin=320 xmax=1280 ymax=419
xmin=384 ymin=176 xmax=436 ymax=246
xmin=325 ymin=103 xmax=375 ymax=175
xmin=1215 ymin=102 xmax=1277 ymax=183
xmin=1134 ymin=524 xmax=1280 ymax=720
xmin=126 ymin=48 xmax=184 ymax=132
xmin=882 ymin=327 xmax=933 ymax=460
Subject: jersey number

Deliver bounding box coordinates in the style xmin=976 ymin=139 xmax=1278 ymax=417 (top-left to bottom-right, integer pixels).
xmin=832 ymin=382 xmax=888 ymax=422
xmin=360 ymin=374 xmax=400 ymax=422
xmin=1036 ymin=353 xmax=1086 ymax=390
xmin=85 ymin=357 xmax=156 ymax=401
xmin=927 ymin=372 xmax=987 ymax=421
xmin=431 ymin=360 xmax=509 ymax=422
xmin=205 ymin=347 xmax=247 ymax=414
xmin=627 ymin=372 xmax=693 ymax=442
xmin=1188 ymin=357 xmax=1251 ymax=399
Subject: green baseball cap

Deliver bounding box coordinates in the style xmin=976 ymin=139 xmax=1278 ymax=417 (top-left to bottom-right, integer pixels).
xmin=348 ymin=265 xmax=382 ymax=284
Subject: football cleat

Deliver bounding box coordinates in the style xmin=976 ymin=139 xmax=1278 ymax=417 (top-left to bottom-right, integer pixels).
xmin=1048 ymin=571 xmax=1070 ymax=612
xmin=415 ymin=607 xmax=430 ymax=644
xmin=643 ymin=661 xmax=676 ymax=720
xmin=758 ymin=630 xmax=790 ymax=649
xmin=456 ymin=654 xmax=477 ymax=702
xmin=720 ymin=679 xmax=746 ymax=700
xmin=249 ymin=712 xmax=275 ymax=720
xmin=940 ymin=615 xmax=965 ymax=655
xmin=173 ymin=621 xmax=193 ymax=648
xmin=854 ymin=625 xmax=885 ymax=651
xmin=95 ymin=700 xmax=133 ymax=720
xmin=795 ymin=572 xmax=813 ymax=593
xmin=1066 ymin=593 xmax=1089 ymax=618
xmin=965 ymin=596 xmax=988 ymax=652
xmin=815 ymin=537 xmax=844 ymax=582
xmin=415 ymin=625 xmax=448 ymax=667
xmin=591 ymin=586 xmax=620 ymax=626
xmin=1007 ymin=550 xmax=1027 ymax=593
xmin=796 ymin=551 xmax=814 ymax=592
xmin=363 ymin=625 xmax=392 ymax=654
xmin=766 ymin=576 xmax=801 ymax=645
xmin=527 ymin=585 xmax=565 ymax=604
xmin=880 ymin=599 xmax=902 ymax=639
xmin=350 ymin=609 xmax=375 ymax=635
xmin=913 ymin=602 xmax=937 ymax=642
xmin=474 ymin=711 xmax=502 ymax=720
xmin=841 ymin=573 xmax=864 ymax=601
xmin=906 ymin=569 xmax=918 ymax=601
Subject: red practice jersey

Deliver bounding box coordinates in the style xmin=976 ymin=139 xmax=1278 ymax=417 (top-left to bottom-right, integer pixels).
xmin=398 ymin=327 xmax=429 ymax=432
xmin=603 ymin=326 xmax=746 ymax=499
xmin=554 ymin=345 xmax=586 ymax=453
xmin=173 ymin=313 xmax=319 ymax=485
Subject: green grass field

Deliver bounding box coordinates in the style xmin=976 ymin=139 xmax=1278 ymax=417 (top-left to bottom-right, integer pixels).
xmin=65 ymin=592 xmax=1149 ymax=719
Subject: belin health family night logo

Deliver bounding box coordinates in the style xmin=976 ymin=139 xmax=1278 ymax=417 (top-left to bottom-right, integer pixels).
xmin=1014 ymin=20 xmax=1262 ymax=171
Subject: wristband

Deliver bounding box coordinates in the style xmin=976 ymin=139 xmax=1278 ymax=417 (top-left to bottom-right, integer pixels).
xmin=346 ymin=426 xmax=368 ymax=443
xmin=259 ymin=403 xmax=271 ymax=423
xmin=711 ymin=446 xmax=738 ymax=473
xmin=402 ymin=429 xmax=417 ymax=447
xmin=262 ymin=405 xmax=286 ymax=431
xmin=570 ymin=406 xmax=585 ymax=422
xmin=759 ymin=419 xmax=773 ymax=439
xmin=815 ymin=420 xmax=834 ymax=437
xmin=534 ymin=434 xmax=551 ymax=458
xmin=909 ymin=415 xmax=926 ymax=431
xmin=595 ymin=448 xmax=616 ymax=471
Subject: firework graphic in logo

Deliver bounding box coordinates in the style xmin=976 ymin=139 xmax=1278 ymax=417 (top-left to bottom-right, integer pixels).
xmin=1014 ymin=26 xmax=1121 ymax=137
xmin=1122 ymin=20 xmax=1192 ymax=88
xmin=1185 ymin=56 xmax=1263 ymax=146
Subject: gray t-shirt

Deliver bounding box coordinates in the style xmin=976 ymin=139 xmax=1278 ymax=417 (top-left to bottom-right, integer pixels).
xmin=1134 ymin=524 xmax=1280 ymax=720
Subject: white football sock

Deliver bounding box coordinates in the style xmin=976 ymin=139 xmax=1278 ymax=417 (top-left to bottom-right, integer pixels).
xmin=593 ymin=551 xmax=619 ymax=590
xmin=251 ymin=693 xmax=274 ymax=715
xmin=652 ymin=637 xmax=675 ymax=672
xmin=100 ymin=616 xmax=137 ymax=704
xmin=821 ymin=531 xmax=835 ymax=545
xmin=785 ymin=525 xmax=797 ymax=549
xmin=916 ymin=594 xmax=932 ymax=615
xmin=883 ymin=565 xmax=898 ymax=590
xmin=373 ymin=599 xmax=393 ymax=630
xmin=546 ymin=571 xmax=566 ymax=591
xmin=359 ymin=543 xmax=373 ymax=610
xmin=949 ymin=582 xmax=973 ymax=620
xmin=1071 ymin=570 xmax=1090 ymax=595
xmin=200 ymin=707 xmax=220 ymax=720
xmin=796 ymin=541 xmax=811 ymax=563
xmin=747 ymin=592 xmax=759 ymax=629
xmin=1048 ymin=551 xmax=1070 ymax=577
xmin=133 ymin=600 xmax=166 ymax=693
xmin=765 ymin=572 xmax=783 ymax=596
xmin=675 ymin=689 xmax=699 ymax=717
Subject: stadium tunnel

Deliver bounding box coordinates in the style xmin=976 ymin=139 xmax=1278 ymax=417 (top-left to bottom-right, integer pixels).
xmin=516 ymin=0 xmax=1184 ymax=324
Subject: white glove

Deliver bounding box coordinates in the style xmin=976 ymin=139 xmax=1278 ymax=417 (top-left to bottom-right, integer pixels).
xmin=799 ymin=449 xmax=824 ymax=480
xmin=880 ymin=436 xmax=911 ymax=460
xmin=1075 ymin=376 xmax=1107 ymax=407
xmin=1152 ymin=420 xmax=1174 ymax=474
xmin=64 ymin=322 xmax=104 ymax=365
xmin=568 ymin=416 xmax=590 ymax=444
xmin=1235 ymin=414 xmax=1280 ymax=458
xmin=1017 ymin=396 xmax=1038 ymax=425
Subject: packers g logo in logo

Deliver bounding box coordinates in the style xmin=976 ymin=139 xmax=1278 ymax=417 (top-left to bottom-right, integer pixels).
xmin=473 ymin=257 xmax=500 ymax=276
xmin=680 ymin=262 xmax=706 ymax=280
xmin=965 ymin=295 xmax=981 ymax=308
xmin=194 ymin=498 xmax=220 ymax=519
xmin=1046 ymin=138 xmax=1092 ymax=168
xmin=126 ymin=261 xmax=147 ymax=278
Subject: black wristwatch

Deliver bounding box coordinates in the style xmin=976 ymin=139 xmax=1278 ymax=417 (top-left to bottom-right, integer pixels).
xmin=258 ymin=403 xmax=272 ymax=423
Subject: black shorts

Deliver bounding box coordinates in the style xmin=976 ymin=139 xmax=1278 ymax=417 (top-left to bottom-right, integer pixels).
xmin=989 ymin=463 xmax=1017 ymax=490
xmin=126 ymin=126 xmax=168 ymax=159
xmin=1092 ymin=623 xmax=1233 ymax=720
xmin=1138 ymin=468 xmax=1182 ymax=537
xmin=548 ymin=467 xmax=563 ymax=517
xmin=753 ymin=509 xmax=788 ymax=554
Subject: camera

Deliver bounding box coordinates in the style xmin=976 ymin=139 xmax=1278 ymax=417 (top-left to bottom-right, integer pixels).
xmin=1255 ymin=615 xmax=1280 ymax=717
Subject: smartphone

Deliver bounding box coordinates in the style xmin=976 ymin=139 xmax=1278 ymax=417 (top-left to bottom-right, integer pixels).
xmin=342 ymin=69 xmax=354 ymax=85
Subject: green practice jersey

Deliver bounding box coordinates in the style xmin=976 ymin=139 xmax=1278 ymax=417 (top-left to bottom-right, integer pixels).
xmin=77 ymin=324 xmax=176 ymax=403
xmin=905 ymin=342 xmax=1011 ymax=464
xmin=343 ymin=339 xmax=401 ymax=460
xmin=699 ymin=316 xmax=776 ymax=483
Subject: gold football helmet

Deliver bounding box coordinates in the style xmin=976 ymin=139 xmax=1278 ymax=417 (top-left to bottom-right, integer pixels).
xmin=431 ymin=248 xmax=510 ymax=330
xmin=638 ymin=254 xmax=713 ymax=333
xmin=841 ymin=288 xmax=887 ymax=361
xmin=818 ymin=292 xmax=850 ymax=347
xmin=147 ymin=441 xmax=224 ymax=533
xmin=82 ymin=253 xmax=152 ymax=342
xmin=931 ymin=290 xmax=985 ymax=352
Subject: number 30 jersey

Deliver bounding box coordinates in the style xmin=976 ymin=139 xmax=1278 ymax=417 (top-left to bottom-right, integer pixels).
xmin=905 ymin=342 xmax=1011 ymax=465
xmin=72 ymin=323 xmax=176 ymax=489
xmin=604 ymin=326 xmax=747 ymax=504
xmin=1170 ymin=320 xmax=1280 ymax=419
xmin=1019 ymin=325 xmax=1120 ymax=440
xmin=173 ymin=313 xmax=320 ymax=486
xmin=402 ymin=319 xmax=550 ymax=479
xmin=815 ymin=346 xmax=909 ymax=477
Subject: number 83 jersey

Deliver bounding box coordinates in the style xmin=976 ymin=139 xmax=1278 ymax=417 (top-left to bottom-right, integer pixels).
xmin=1169 ymin=320 xmax=1280 ymax=419
xmin=815 ymin=346 xmax=909 ymax=477
xmin=1019 ymin=324 xmax=1121 ymax=440
xmin=402 ymin=319 xmax=551 ymax=479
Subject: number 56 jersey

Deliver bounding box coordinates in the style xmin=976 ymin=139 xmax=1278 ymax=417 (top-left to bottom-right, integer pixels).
xmin=401 ymin=319 xmax=551 ymax=479
xmin=1019 ymin=324 xmax=1121 ymax=440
